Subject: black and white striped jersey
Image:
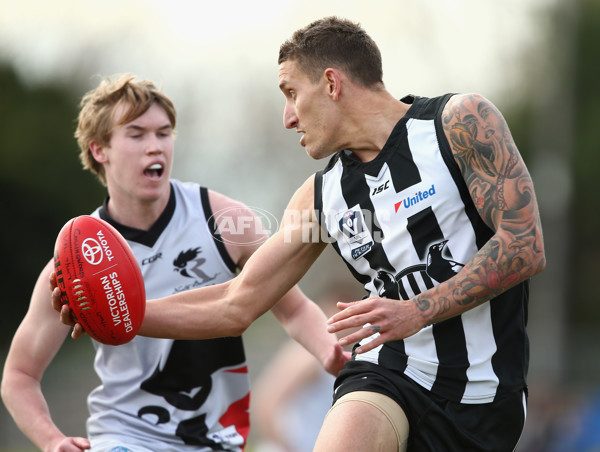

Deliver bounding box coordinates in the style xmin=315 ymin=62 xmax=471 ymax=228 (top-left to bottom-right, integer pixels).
xmin=315 ymin=94 xmax=529 ymax=404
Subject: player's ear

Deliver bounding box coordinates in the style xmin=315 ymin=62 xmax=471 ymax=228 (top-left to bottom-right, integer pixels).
xmin=324 ymin=68 xmax=341 ymax=101
xmin=90 ymin=141 xmax=108 ymax=163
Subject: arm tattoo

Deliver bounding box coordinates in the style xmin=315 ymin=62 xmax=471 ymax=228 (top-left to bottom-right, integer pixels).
xmin=415 ymin=94 xmax=545 ymax=324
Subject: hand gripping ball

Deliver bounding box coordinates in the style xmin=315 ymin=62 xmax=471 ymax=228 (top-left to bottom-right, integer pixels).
xmin=53 ymin=215 xmax=146 ymax=345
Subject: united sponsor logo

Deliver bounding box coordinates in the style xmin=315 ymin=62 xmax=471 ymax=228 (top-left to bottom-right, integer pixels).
xmin=394 ymin=184 xmax=437 ymax=212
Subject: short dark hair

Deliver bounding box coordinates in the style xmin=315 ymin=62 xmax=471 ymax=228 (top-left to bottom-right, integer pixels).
xmin=278 ymin=16 xmax=383 ymax=87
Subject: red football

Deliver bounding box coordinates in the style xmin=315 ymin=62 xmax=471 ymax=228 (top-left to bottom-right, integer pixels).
xmin=53 ymin=215 xmax=145 ymax=345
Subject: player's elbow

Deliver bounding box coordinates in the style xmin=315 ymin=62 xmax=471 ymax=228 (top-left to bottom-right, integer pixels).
xmin=228 ymin=322 xmax=250 ymax=338
xmin=532 ymin=251 xmax=546 ymax=277
xmin=0 ymin=370 xmax=16 ymax=407
xmin=531 ymin=227 xmax=547 ymax=276
xmin=225 ymin=306 xmax=254 ymax=337
xmin=0 ymin=379 xmax=7 ymax=406
xmin=224 ymin=278 xmax=273 ymax=336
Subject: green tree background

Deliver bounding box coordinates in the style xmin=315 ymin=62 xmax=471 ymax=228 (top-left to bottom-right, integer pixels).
xmin=0 ymin=67 xmax=104 ymax=342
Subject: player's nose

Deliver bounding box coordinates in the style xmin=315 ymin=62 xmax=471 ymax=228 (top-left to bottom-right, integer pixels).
xmin=283 ymin=101 xmax=298 ymax=129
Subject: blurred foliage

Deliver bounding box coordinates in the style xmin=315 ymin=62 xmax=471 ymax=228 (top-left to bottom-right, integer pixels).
xmin=0 ymin=66 xmax=105 ymax=346
xmin=571 ymin=0 xmax=600 ymax=325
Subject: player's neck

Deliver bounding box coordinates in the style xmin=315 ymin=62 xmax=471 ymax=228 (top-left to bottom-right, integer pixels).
xmin=106 ymin=188 xmax=170 ymax=231
xmin=343 ymin=93 xmax=410 ymax=162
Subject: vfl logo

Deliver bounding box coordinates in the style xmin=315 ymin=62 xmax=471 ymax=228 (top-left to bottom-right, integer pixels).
xmin=81 ymin=238 xmax=103 ymax=265
xmin=337 ymin=208 xmax=374 ymax=260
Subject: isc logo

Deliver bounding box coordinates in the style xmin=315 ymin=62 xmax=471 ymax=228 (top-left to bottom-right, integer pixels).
xmin=372 ymin=180 xmax=390 ymax=196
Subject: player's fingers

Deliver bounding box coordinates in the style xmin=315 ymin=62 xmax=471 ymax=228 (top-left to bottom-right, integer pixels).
xmin=60 ymin=304 xmax=75 ymax=326
xmin=48 ymin=270 xmax=57 ymax=290
xmin=51 ymin=287 xmax=63 ymax=311
xmin=328 ymin=300 xmax=369 ymax=324
xmin=354 ymin=335 xmax=385 ymax=354
xmin=72 ymin=436 xmax=91 ymax=450
xmin=327 ymin=314 xmax=368 ymax=335
xmin=71 ymin=323 xmax=85 ymax=340
xmin=337 ymin=323 xmax=381 ymax=347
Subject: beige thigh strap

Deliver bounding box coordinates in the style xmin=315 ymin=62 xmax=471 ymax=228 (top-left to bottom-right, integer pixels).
xmin=326 ymin=391 xmax=409 ymax=451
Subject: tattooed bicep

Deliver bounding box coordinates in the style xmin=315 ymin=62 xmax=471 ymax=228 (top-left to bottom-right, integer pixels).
xmin=441 ymin=94 xmax=530 ymax=229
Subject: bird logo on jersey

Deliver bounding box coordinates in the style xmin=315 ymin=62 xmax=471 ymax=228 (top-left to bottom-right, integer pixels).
xmin=426 ymin=240 xmax=464 ymax=282
xmin=173 ymin=247 xmax=218 ymax=284
xmin=373 ymin=240 xmax=465 ymax=300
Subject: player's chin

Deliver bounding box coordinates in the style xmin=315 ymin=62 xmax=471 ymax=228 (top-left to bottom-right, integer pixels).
xmin=307 ymin=146 xmax=336 ymax=161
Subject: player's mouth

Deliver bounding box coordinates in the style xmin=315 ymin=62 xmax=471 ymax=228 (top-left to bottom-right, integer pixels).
xmin=144 ymin=163 xmax=164 ymax=180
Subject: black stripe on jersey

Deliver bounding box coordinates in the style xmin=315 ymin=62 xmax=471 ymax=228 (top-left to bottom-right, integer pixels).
xmin=386 ymin=120 xmax=422 ymax=193
xmin=314 ymin=171 xmax=324 ymax=222
xmin=430 ymin=317 xmax=469 ymax=399
xmin=433 ymin=94 xmax=494 ymax=249
xmin=340 ymin=165 xmax=395 ymax=274
xmin=406 ymin=206 xmax=470 ymax=399
xmin=490 ymin=282 xmax=529 ymax=394
xmin=403 ymin=94 xmax=451 ymax=121
xmin=98 ymin=182 xmax=176 ymax=248
xmin=314 ymin=169 xmax=330 ymax=241
xmin=406 ymin=272 xmax=423 ymax=296
xmin=200 ymin=187 xmax=237 ymax=274
xmin=406 ymin=207 xmax=445 ymax=261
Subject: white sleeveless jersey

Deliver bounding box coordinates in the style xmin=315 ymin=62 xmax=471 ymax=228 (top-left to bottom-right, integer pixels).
xmin=315 ymin=95 xmax=529 ymax=404
xmin=87 ymin=180 xmax=249 ymax=451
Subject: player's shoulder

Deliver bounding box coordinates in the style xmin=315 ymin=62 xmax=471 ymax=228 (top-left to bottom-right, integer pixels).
xmin=171 ymin=179 xmax=247 ymax=214
xmin=205 ymin=188 xmax=254 ymax=217
xmin=204 ymin=188 xmax=271 ymax=267
xmin=442 ymin=93 xmax=497 ymax=116
xmin=286 ymin=175 xmax=316 ymax=210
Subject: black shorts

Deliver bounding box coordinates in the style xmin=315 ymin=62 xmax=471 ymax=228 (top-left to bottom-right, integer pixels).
xmin=333 ymin=361 xmax=527 ymax=452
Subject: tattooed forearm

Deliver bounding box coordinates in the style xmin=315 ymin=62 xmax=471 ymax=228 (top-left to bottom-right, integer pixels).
xmin=414 ymin=232 xmax=536 ymax=324
xmin=412 ymin=94 xmax=546 ymax=325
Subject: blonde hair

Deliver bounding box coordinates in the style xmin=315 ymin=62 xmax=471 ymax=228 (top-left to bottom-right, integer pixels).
xmin=75 ymin=73 xmax=177 ymax=185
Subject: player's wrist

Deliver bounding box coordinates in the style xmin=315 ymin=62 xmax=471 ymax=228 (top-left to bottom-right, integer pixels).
xmin=411 ymin=295 xmax=435 ymax=329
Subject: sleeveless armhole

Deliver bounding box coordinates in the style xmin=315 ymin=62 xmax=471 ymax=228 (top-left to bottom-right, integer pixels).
xmin=314 ymin=153 xmax=339 ymax=240
xmin=200 ymin=186 xmax=238 ymax=274
xmin=314 ymin=170 xmax=323 ymax=225
xmin=434 ymin=94 xmax=494 ymax=248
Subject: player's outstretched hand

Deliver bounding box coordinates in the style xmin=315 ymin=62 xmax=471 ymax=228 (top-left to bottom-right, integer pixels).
xmin=50 ymin=435 xmax=90 ymax=451
xmin=327 ymin=297 xmax=425 ymax=355
xmin=49 ymin=271 xmax=86 ymax=340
